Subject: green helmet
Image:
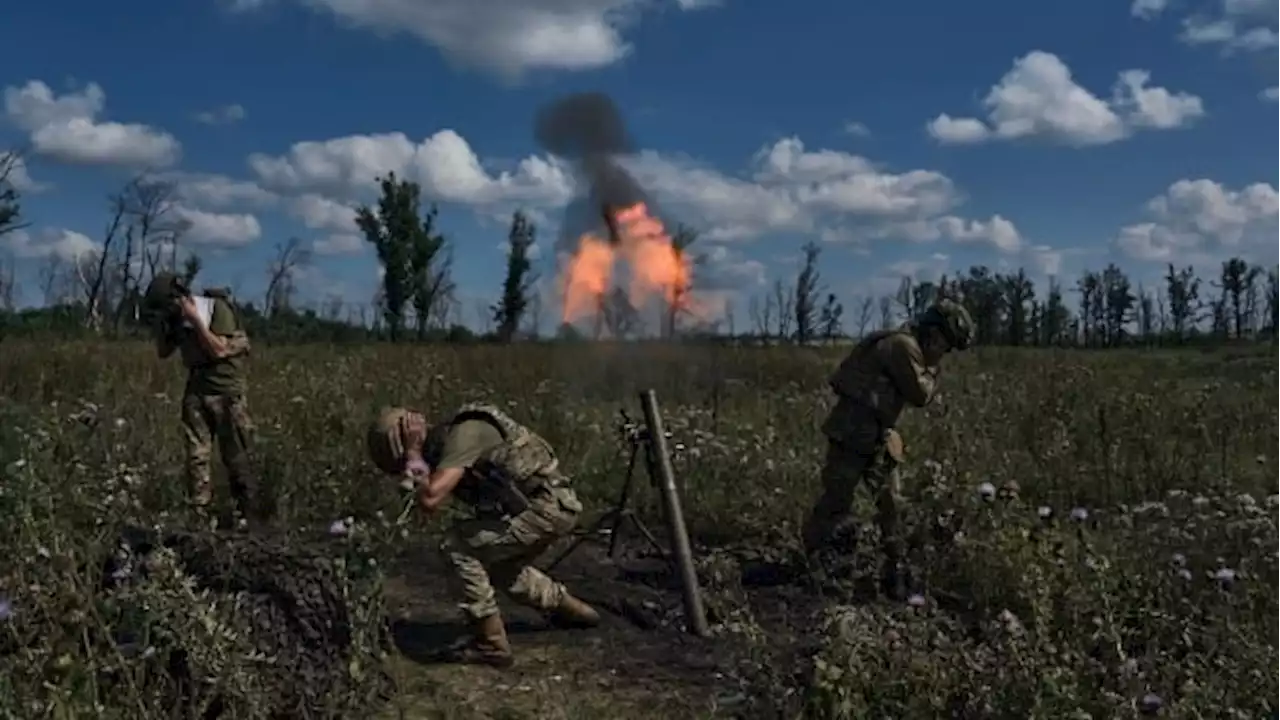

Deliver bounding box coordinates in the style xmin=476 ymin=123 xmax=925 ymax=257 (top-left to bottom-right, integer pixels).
xmin=918 ymin=298 xmax=974 ymax=350
xmin=142 ymin=272 xmax=188 ymax=318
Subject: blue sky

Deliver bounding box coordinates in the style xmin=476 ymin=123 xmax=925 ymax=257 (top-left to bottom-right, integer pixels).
xmin=1 ymin=0 xmax=1276 ymax=332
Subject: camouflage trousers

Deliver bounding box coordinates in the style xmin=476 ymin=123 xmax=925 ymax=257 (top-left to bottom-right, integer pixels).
xmin=180 ymin=390 xmax=261 ymax=520
xmin=440 ymin=486 xmax=583 ymax=621
xmin=801 ymin=433 xmax=904 ymax=565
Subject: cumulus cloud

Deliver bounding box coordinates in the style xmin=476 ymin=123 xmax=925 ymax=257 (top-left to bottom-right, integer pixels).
xmin=194 ymin=103 xmax=246 ymax=125
xmin=1131 ymin=0 xmax=1169 ymax=19
xmin=227 ymin=0 xmax=718 ymax=79
xmin=1115 ymin=179 xmax=1278 ymax=264
xmin=248 ymin=130 xmax=574 ymax=210
xmin=1133 ymin=0 xmax=1277 ymax=51
xmin=313 ymin=233 xmax=365 ymax=256
xmin=3 ymin=80 xmax=181 ymax=167
xmin=2 ymin=227 xmax=99 ymax=261
xmin=166 ymin=171 xmax=278 ymax=209
xmin=173 ymin=206 xmax=262 ymax=247
xmin=237 ymin=123 xmax=1046 ymax=262
xmin=843 ymin=121 xmax=871 ymax=137
xmin=925 ymin=51 xmax=1204 ymax=147
xmin=621 ymin=136 xmax=1029 ymax=255
xmin=1 ymin=152 xmax=48 ymax=193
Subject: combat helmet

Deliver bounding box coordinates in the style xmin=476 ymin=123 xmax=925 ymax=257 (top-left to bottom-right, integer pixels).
xmin=918 ymin=298 xmax=974 ymax=351
xmin=142 ymin=272 xmax=188 ymax=319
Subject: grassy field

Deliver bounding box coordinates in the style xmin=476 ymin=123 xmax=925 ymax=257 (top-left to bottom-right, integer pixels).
xmin=0 ymin=339 xmax=1276 ymax=719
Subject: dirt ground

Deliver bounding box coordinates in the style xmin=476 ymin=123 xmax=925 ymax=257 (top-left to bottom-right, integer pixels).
xmin=374 ymin=530 xmax=826 ymax=720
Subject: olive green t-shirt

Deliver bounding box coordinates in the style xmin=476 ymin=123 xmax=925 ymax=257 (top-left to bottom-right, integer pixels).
xmin=427 ymin=418 xmax=505 ymax=470
xmin=175 ymin=297 xmax=246 ymax=397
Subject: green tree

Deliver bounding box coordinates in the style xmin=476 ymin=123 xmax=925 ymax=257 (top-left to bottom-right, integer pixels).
xmin=492 ymin=210 xmax=538 ymax=342
xmin=356 ymin=172 xmax=450 ymax=342
xmin=793 ymin=241 xmax=822 ymax=344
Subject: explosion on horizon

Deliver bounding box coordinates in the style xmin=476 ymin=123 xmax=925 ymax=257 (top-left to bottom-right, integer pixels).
xmin=534 ymin=93 xmax=702 ymax=335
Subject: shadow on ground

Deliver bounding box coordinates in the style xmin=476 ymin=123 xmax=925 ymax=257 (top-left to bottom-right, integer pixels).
xmin=375 ymin=533 xmax=823 ymax=719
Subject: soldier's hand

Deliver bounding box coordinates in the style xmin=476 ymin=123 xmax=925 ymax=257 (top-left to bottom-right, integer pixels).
xmin=399 ymin=412 xmax=427 ymax=449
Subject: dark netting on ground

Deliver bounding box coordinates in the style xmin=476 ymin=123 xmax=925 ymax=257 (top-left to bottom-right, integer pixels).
xmin=100 ymin=525 xmax=396 ymax=719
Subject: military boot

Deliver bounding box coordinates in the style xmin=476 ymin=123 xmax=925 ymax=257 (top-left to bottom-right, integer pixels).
xmin=443 ymin=613 xmax=514 ymax=668
xmin=547 ymin=593 xmax=601 ymax=629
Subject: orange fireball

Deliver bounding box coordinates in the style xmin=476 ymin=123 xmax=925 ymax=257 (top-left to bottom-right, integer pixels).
xmin=559 ymin=202 xmax=700 ymax=330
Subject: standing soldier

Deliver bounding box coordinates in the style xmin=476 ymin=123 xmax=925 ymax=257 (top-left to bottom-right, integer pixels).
xmin=366 ymin=402 xmax=601 ymax=668
xmin=142 ymin=272 xmax=263 ymax=527
xmin=801 ymin=299 xmax=974 ymax=599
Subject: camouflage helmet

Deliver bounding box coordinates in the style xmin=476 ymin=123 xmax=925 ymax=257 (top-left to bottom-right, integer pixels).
xmin=918 ymin=298 xmax=974 ymax=350
xmin=142 ymin=272 xmax=187 ymax=315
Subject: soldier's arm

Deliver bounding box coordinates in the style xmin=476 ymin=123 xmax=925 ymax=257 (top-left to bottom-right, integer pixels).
xmin=886 ymin=339 xmax=938 ymax=407
xmin=188 ymin=300 xmax=248 ymax=360
xmin=413 ymin=421 xmax=494 ymax=514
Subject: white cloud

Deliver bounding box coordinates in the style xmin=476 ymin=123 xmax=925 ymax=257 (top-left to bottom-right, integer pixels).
xmin=1135 ymin=0 xmax=1278 ymax=53
xmin=1131 ymin=0 xmax=1169 ymax=19
xmin=1 ymin=152 xmax=48 ymax=193
xmin=173 ymin=206 xmax=262 ymax=247
xmin=2 ymin=227 xmax=99 ymax=261
xmin=3 ymin=80 xmax=181 ymax=167
xmin=290 ymin=194 xmax=359 ymax=233
xmin=228 ymin=0 xmax=717 ymax=79
xmin=1115 ymin=179 xmax=1279 ymax=264
xmin=167 ymin=171 xmax=278 ymax=208
xmin=249 ymin=130 xmax=573 ymax=210
xmin=622 ymin=136 xmax=1032 ymax=256
xmin=1261 ymin=86 xmax=1278 ymax=101
xmin=194 ymin=103 xmax=246 ymax=125
xmin=843 ymin=121 xmax=871 ymax=137
xmin=925 ymin=51 xmax=1203 ymax=147
xmin=313 ymin=233 xmax=365 ymax=256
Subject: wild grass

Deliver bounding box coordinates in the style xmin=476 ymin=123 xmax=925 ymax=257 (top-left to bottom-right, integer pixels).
xmin=0 ymin=340 xmax=1275 ymax=719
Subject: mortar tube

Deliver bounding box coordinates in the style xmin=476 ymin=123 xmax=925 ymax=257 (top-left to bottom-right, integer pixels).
xmin=638 ymin=389 xmax=710 ymax=638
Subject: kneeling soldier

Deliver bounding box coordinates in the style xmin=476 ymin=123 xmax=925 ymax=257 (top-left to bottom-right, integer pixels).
xmin=366 ymin=402 xmax=601 ymax=668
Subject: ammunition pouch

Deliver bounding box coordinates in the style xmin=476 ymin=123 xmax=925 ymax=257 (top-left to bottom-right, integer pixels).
xmin=468 ymin=468 xmax=542 ymax=518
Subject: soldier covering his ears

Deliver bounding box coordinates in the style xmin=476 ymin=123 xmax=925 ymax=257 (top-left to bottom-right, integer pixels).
xmin=142 ymin=272 xmax=265 ymax=527
xmin=802 ymin=298 xmax=975 ymax=599
xmin=366 ymin=403 xmax=601 ymax=668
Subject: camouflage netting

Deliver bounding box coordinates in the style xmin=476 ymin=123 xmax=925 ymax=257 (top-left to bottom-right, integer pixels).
xmin=102 ymin=526 xmax=395 ymax=719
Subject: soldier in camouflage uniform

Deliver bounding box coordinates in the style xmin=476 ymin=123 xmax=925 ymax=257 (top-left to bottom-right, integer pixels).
xmin=802 ymin=299 xmax=974 ymax=598
xmin=142 ymin=272 xmax=264 ymax=526
xmin=366 ymin=402 xmax=601 ymax=668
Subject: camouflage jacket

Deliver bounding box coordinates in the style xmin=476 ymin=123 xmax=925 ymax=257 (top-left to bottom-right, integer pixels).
xmin=822 ymin=327 xmax=939 ymax=449
xmin=170 ymin=291 xmax=251 ymax=397
xmin=448 ymin=402 xmax=568 ymax=510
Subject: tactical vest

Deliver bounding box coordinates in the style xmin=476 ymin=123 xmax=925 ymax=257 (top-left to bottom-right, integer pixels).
xmin=449 ymin=402 xmax=566 ymax=513
xmin=827 ymin=327 xmax=921 ymax=434
xmin=177 ymin=292 xmax=251 ymax=397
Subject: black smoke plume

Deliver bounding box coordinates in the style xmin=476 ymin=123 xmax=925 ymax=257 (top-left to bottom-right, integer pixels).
xmin=534 ymin=92 xmax=648 ymax=251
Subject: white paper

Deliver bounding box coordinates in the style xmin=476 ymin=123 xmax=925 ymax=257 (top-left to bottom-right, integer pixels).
xmin=182 ymin=295 xmax=215 ymax=329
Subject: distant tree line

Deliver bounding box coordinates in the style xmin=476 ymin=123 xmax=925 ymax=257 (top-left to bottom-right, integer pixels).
xmin=0 ymin=150 xmax=1274 ymax=349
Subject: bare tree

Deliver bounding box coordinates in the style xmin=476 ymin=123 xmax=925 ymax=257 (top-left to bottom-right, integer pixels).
xmin=878 ymin=295 xmax=894 ymax=330
xmin=525 ymin=285 xmax=543 ymax=338
xmin=0 ymin=254 xmax=17 ymax=310
xmin=748 ymin=292 xmax=775 ymax=341
xmin=0 ymin=149 xmax=32 ymax=238
xmin=772 ymin=279 xmax=794 ymax=340
xmin=112 ymin=175 xmax=185 ymax=327
xmin=853 ymin=295 xmax=874 ymax=338
xmin=79 ymin=192 xmax=128 ymax=330
xmin=264 ymin=237 xmax=311 ymax=316
xmin=38 ymin=254 xmax=72 ymax=306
